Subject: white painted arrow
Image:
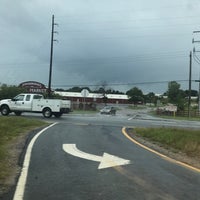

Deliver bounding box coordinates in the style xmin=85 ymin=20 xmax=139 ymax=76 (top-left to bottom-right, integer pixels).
xmin=62 ymin=144 xmax=131 ymax=169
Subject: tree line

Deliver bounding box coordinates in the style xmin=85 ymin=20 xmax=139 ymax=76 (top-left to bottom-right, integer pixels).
xmin=0 ymin=81 xmax=198 ymax=111
xmin=126 ymin=81 xmax=198 ymax=110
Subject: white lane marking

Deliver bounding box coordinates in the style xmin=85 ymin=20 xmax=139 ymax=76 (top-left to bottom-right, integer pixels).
xmin=63 ymin=144 xmax=131 ymax=169
xmin=13 ymin=123 xmax=58 ymax=200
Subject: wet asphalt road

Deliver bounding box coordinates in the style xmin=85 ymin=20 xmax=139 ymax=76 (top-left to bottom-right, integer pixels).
xmin=16 ymin=119 xmax=200 ymax=200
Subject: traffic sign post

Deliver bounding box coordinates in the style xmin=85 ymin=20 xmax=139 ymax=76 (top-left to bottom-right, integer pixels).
xmin=81 ymin=89 xmax=89 ymax=110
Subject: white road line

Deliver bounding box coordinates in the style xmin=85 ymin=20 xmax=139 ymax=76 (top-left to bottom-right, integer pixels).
xmin=13 ymin=123 xmax=58 ymax=200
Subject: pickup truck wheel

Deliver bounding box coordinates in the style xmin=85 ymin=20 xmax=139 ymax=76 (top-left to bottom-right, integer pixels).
xmin=14 ymin=111 xmax=22 ymax=116
xmin=43 ymin=108 xmax=52 ymax=118
xmin=54 ymin=112 xmax=63 ymax=118
xmin=1 ymin=105 xmax=10 ymax=116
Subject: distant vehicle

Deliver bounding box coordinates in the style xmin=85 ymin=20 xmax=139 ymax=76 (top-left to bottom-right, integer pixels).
xmin=0 ymin=93 xmax=72 ymax=118
xmin=100 ymin=106 xmax=116 ymax=115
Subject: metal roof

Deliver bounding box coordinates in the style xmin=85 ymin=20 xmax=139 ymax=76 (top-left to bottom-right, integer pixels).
xmin=55 ymin=91 xmax=129 ymax=100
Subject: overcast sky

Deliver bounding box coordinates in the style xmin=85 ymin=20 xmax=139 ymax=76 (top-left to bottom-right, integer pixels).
xmin=1 ymin=0 xmax=200 ymax=94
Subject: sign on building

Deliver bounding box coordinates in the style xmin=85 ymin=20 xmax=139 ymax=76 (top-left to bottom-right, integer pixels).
xmin=19 ymin=81 xmax=47 ymax=93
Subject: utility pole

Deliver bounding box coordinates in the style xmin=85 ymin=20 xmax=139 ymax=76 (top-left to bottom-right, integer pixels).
xmin=188 ymin=51 xmax=192 ymax=118
xmin=192 ymin=31 xmax=200 ymax=114
xmin=195 ymin=79 xmax=200 ymax=111
xmin=48 ymin=15 xmax=58 ymax=98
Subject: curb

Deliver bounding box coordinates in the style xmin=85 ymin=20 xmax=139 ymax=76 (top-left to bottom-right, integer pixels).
xmin=122 ymin=127 xmax=200 ymax=173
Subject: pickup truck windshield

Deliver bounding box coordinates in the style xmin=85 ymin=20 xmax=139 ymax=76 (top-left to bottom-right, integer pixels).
xmin=13 ymin=94 xmax=25 ymax=101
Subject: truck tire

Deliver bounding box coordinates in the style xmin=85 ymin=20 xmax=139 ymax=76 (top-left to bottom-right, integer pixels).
xmin=1 ymin=105 xmax=10 ymax=116
xmin=53 ymin=112 xmax=63 ymax=118
xmin=43 ymin=108 xmax=52 ymax=118
xmin=14 ymin=111 xmax=22 ymax=116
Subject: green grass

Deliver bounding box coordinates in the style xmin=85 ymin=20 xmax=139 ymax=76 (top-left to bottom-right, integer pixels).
xmin=151 ymin=110 xmax=200 ymax=121
xmin=153 ymin=113 xmax=200 ymax=121
xmin=134 ymin=127 xmax=200 ymax=157
xmin=0 ymin=116 xmax=47 ymax=181
xmin=128 ymin=105 xmax=147 ymax=110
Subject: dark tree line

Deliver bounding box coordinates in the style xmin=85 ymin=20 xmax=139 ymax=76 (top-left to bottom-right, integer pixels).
xmin=126 ymin=81 xmax=198 ymax=110
xmin=0 ymin=82 xmax=198 ymax=111
xmin=55 ymin=86 xmax=124 ymax=94
xmin=0 ymin=84 xmax=26 ymax=100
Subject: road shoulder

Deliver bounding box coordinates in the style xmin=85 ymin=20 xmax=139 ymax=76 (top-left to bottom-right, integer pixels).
xmin=0 ymin=126 xmax=48 ymax=200
xmin=123 ymin=127 xmax=200 ymax=172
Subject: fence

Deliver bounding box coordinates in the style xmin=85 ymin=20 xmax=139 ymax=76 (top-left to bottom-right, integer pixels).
xmin=157 ymin=109 xmax=200 ymax=117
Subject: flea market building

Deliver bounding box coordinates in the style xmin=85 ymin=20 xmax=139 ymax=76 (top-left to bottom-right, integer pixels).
xmin=54 ymin=91 xmax=129 ymax=105
xmin=18 ymin=81 xmax=129 ymax=105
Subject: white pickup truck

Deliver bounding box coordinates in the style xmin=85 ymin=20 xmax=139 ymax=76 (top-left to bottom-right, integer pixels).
xmin=0 ymin=93 xmax=72 ymax=118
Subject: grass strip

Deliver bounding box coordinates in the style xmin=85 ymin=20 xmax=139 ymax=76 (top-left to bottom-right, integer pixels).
xmin=72 ymin=110 xmax=98 ymax=114
xmin=134 ymin=127 xmax=200 ymax=157
xmin=0 ymin=116 xmax=47 ymax=181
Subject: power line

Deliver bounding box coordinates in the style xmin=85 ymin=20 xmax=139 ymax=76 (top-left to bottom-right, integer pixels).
xmin=62 ymin=32 xmax=191 ymax=41
xmin=52 ymin=80 xmax=190 ymax=88
xmin=61 ymin=9 xmax=200 ymax=24
xmin=0 ymin=51 xmax=187 ymax=67
xmin=63 ymin=22 xmax=199 ymax=33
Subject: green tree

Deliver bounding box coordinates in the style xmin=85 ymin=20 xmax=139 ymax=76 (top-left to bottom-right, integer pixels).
xmin=167 ymin=81 xmax=185 ymax=110
xmin=126 ymin=87 xmax=144 ymax=104
xmin=66 ymin=87 xmax=82 ymax=92
xmin=167 ymin=81 xmax=181 ymax=103
xmin=184 ymin=89 xmax=198 ymax=97
xmin=64 ymin=87 xmax=91 ymax=93
xmin=0 ymin=84 xmax=26 ymax=99
xmin=144 ymin=92 xmax=157 ymax=105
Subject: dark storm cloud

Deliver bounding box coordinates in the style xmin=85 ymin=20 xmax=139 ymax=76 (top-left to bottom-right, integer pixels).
xmin=0 ymin=0 xmax=200 ymax=93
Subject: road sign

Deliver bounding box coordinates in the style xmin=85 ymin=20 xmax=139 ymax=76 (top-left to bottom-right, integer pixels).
xmin=81 ymin=89 xmax=89 ymax=110
xmin=81 ymin=89 xmax=89 ymax=97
